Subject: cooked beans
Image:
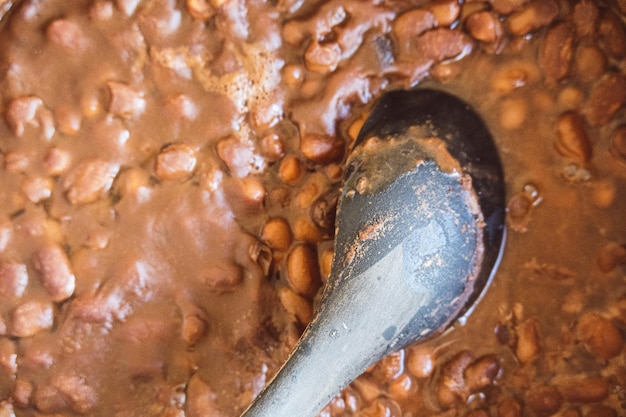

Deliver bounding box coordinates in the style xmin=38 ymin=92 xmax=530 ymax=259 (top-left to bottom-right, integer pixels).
xmin=0 ymin=261 xmax=28 ymax=299
xmin=514 ymin=318 xmax=542 ymax=363
xmin=261 ymin=217 xmax=293 ymax=252
xmin=555 ymin=112 xmax=592 ymax=164
xmin=63 ymin=159 xmax=120 ymax=205
xmin=575 ymin=313 xmax=623 ymax=360
xmin=286 ymin=244 xmax=321 ymax=297
xmin=556 ymin=376 xmax=609 ymax=403
xmin=9 ymin=301 xmax=53 ymax=338
xmin=154 ymin=143 xmax=197 ymax=181
xmin=540 ymin=23 xmax=575 ymax=82
xmin=32 ymin=245 xmax=75 ymax=302
xmin=466 ymin=11 xmax=502 ymax=44
xmin=524 ymin=385 xmax=562 ymax=417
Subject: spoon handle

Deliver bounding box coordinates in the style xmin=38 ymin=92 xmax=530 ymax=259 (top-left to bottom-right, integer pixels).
xmin=241 ymin=241 xmax=431 ymax=417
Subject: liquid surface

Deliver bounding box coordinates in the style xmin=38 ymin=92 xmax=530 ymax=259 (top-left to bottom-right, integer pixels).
xmin=0 ymin=1 xmax=624 ymax=417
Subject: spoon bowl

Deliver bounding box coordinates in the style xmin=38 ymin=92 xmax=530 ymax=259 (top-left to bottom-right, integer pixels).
xmin=241 ymin=88 xmax=506 ymax=417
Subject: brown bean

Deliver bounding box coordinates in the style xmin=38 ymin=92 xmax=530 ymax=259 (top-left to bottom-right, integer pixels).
xmin=279 ymin=155 xmax=302 ymax=183
xmin=64 ymin=159 xmax=119 ymax=205
xmin=52 ymin=374 xmax=97 ymax=414
xmin=499 ymin=98 xmax=527 ymax=130
xmin=32 ymin=245 xmax=75 ymax=302
xmin=0 ymin=261 xmax=28 ymax=298
xmin=43 ymin=147 xmax=71 ymax=176
xmin=261 ymin=217 xmax=292 ymax=251
xmin=5 ymin=96 xmax=43 ymax=137
xmin=238 ymin=177 xmax=266 ymax=206
xmin=300 ymin=134 xmax=344 ymax=164
xmin=524 ymin=385 xmax=562 ymax=417
xmin=466 ymin=410 xmax=490 ymax=417
xmin=575 ymin=45 xmax=607 ymax=84
xmin=352 ymin=376 xmax=380 ymax=402
xmin=55 ymin=105 xmax=82 ymax=135
xmin=154 ymin=143 xmax=197 ymax=181
xmin=278 ymin=286 xmax=313 ymax=325
xmin=12 ymin=378 xmax=33 ymax=407
xmin=436 ymin=350 xmax=474 ymax=407
xmin=186 ymin=0 xmax=215 ymax=21
xmin=292 ymin=216 xmax=324 ymax=244
xmin=47 ymin=19 xmax=88 ymax=53
xmin=575 ymin=313 xmax=623 ymax=360
xmin=107 ymin=81 xmax=145 ymax=119
xmin=607 ymin=126 xmax=626 ymax=167
xmin=294 ymin=173 xmax=326 ymax=209
xmin=598 ymin=11 xmax=626 ymax=60
xmin=258 ymin=132 xmax=285 ymax=162
xmin=505 ymin=0 xmax=559 ymax=37
xmin=20 ymin=177 xmax=53 ymax=203
xmin=9 ymin=301 xmax=54 ymax=337
xmin=492 ymin=62 xmax=540 ymax=93
xmin=585 ymin=404 xmax=617 ymax=417
xmin=319 ymin=247 xmax=334 ymax=283
xmin=507 ymin=192 xmax=533 ymax=232
xmin=572 ymin=0 xmax=599 ymax=39
xmin=539 ymin=23 xmax=575 ymax=82
xmin=584 ymin=73 xmax=626 ymax=127
xmin=464 ymin=355 xmax=500 ymax=393
xmin=304 ymin=41 xmax=341 ymax=74
xmin=515 ymin=318 xmax=541 ymax=363
xmin=556 ymin=376 xmax=609 ymax=404
xmin=497 ymin=397 xmax=522 ymax=417
xmin=372 ymin=350 xmax=405 ymax=382
xmin=415 ymin=28 xmax=473 ymax=63
xmin=596 ymin=242 xmax=626 ymax=273
xmin=466 ymin=11 xmax=503 ymax=44
xmin=392 ymin=9 xmax=437 ymax=55
xmin=0 ymin=338 xmax=17 ymax=376
xmin=555 ymin=112 xmax=592 ymax=165
xmin=428 ymin=0 xmax=461 ymax=27
xmin=388 ymin=373 xmax=417 ymax=400
xmin=286 ymin=244 xmax=320 ymax=297
xmin=203 ymin=263 xmax=242 ymax=292
xmin=406 ymin=344 xmax=434 ymax=378
xmin=182 ymin=314 xmax=208 ymax=346
xmin=491 ymin=0 xmax=529 ymax=15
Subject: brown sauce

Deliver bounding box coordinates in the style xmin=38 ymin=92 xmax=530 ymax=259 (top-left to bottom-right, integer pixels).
xmin=0 ymin=0 xmax=624 ymax=416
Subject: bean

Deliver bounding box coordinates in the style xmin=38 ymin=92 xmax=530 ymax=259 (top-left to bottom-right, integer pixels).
xmin=186 ymin=0 xmax=215 ymax=21
xmin=555 ymin=112 xmax=592 ymax=165
xmin=55 ymin=105 xmax=82 ymax=135
xmin=505 ymin=0 xmax=559 ymax=37
xmin=107 ymin=81 xmax=146 ymax=119
xmin=497 ymin=397 xmax=522 ymax=417
xmin=466 ymin=11 xmax=502 ymax=44
xmin=596 ymin=242 xmax=626 ymax=273
xmin=259 ymin=132 xmax=285 ymax=162
xmin=575 ymin=313 xmax=623 ymax=360
xmin=165 ymin=94 xmax=198 ymax=121
xmin=294 ymin=173 xmax=326 ymax=209
xmin=372 ymin=350 xmax=405 ymax=382
xmin=492 ymin=62 xmax=540 ymax=93
xmin=154 ymin=143 xmax=197 ymax=181
xmin=558 ymin=87 xmax=584 ymax=110
xmin=610 ymin=126 xmax=626 ymax=163
xmin=598 ymin=11 xmax=626 ymax=60
xmin=4 ymin=151 xmax=29 ymax=173
xmin=584 ymin=73 xmax=626 ymax=127
xmin=282 ymin=64 xmax=304 ymax=88
xmin=436 ymin=350 xmax=474 ymax=407
xmin=261 ymin=217 xmax=292 ymax=251
xmin=415 ymin=28 xmax=473 ymax=63
xmin=585 ymin=404 xmax=617 ymax=417
xmin=9 ymin=301 xmax=54 ymax=337
xmin=515 ymin=318 xmax=541 ymax=363
xmin=43 ymin=147 xmax=71 ymax=176
xmin=47 ymin=19 xmax=88 ymax=53
xmin=286 ymin=244 xmax=320 ymax=297
xmin=388 ymin=373 xmax=417 ymax=400
xmin=406 ymin=344 xmax=435 ymax=378
xmin=12 ymin=379 xmax=33 ymax=407
xmin=560 ymin=408 xmax=581 ymax=417
xmin=182 ymin=314 xmax=208 ymax=347
xmin=360 ymin=397 xmax=402 ymax=417
xmin=464 ymin=355 xmax=500 ymax=393
xmin=33 ymin=245 xmax=75 ymax=302
xmin=304 ymin=41 xmax=341 ymax=74
xmin=52 ymin=374 xmax=97 ymax=414
xmin=203 ymin=263 xmax=242 ymax=292
xmin=5 ymin=96 xmax=43 ymax=137
xmin=90 ymin=1 xmax=114 ymax=21
xmin=20 ymin=177 xmax=52 ymax=203
xmin=575 ymin=45 xmax=607 ymax=84
xmin=278 ymin=286 xmax=313 ymax=325
xmin=499 ymin=98 xmax=527 ymax=130
xmin=573 ymin=0 xmax=600 ymax=39
xmin=0 ymin=261 xmax=28 ymax=298
xmin=239 ymin=177 xmax=266 ymax=206
xmin=428 ymin=0 xmax=461 ymax=27
xmin=0 ymin=338 xmax=17 ymax=376
xmin=490 ymin=0 xmax=529 ymax=15
xmin=556 ymin=376 xmax=609 ymax=403
xmin=539 ymin=23 xmax=575 ymax=82
xmin=279 ymin=155 xmax=302 ymax=183
xmin=590 ymin=179 xmax=616 ymax=209
xmin=562 ymin=288 xmax=586 ymax=314
xmin=507 ymin=192 xmax=533 ymax=232
xmin=64 ymin=159 xmax=119 ymax=205
xmin=292 ymin=216 xmax=324 ymax=244
xmin=352 ymin=376 xmax=380 ymax=402
xmin=300 ymin=133 xmax=344 ymax=164
xmin=392 ymin=9 xmax=437 ymax=55
xmin=524 ymin=385 xmax=562 ymax=417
